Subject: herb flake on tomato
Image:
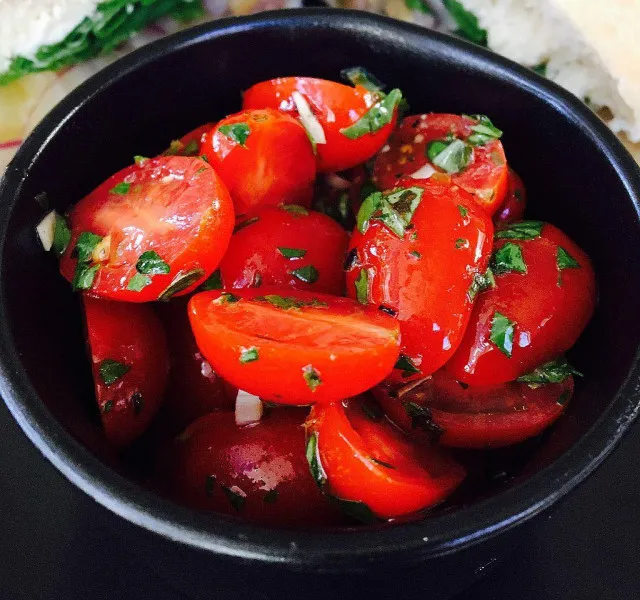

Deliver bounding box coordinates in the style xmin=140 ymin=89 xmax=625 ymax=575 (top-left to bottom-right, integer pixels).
xmin=490 ymin=311 xmax=515 ymax=357
xmin=218 ymin=123 xmax=251 ymax=147
xmin=492 ymin=242 xmax=527 ymax=275
xmin=302 ymin=365 xmax=322 ymax=391
xmin=340 ymin=89 xmax=403 ymax=139
xmin=99 ymin=358 xmax=130 ymax=386
xmin=239 ymin=347 xmax=259 ymax=364
xmin=517 ymin=357 xmax=582 ymax=387
xmin=495 ymin=220 xmax=544 ymax=240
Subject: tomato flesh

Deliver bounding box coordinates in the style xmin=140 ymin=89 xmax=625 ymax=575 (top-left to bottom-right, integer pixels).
xmin=84 ymin=296 xmax=169 ymax=447
xmin=60 ymin=156 xmax=234 ymax=302
xmin=188 ymin=288 xmax=400 ymax=405
xmin=494 ymin=168 xmax=527 ymax=225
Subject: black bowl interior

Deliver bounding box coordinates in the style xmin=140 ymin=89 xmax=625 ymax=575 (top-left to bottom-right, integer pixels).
xmin=1 ymin=9 xmax=640 ymax=570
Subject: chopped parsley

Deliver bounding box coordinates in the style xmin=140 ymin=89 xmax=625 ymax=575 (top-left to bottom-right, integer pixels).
xmin=200 ymin=269 xmax=223 ymax=291
xmin=467 ymin=268 xmax=496 ymax=302
xmin=457 ymin=205 xmax=469 ymax=219
xmin=428 ymin=138 xmax=472 ymax=174
xmin=455 ymin=238 xmax=469 ymax=249
xmin=183 ymin=140 xmax=199 ymax=156
xmin=490 ymin=311 xmax=515 ymax=357
xmin=256 ymin=295 xmax=327 ymax=310
xmin=340 ymin=89 xmax=403 ymax=139
xmin=127 ymin=273 xmax=151 ymax=292
xmin=517 ymin=357 xmax=582 ymax=387
xmin=134 ymin=155 xmax=148 ymax=166
xmin=52 ymin=214 xmax=71 ymax=256
xmin=340 ymin=66 xmax=385 ymax=93
xmin=233 ymin=216 xmax=259 ymax=233
xmin=280 ymin=204 xmax=309 ymax=216
xmin=110 ymin=182 xmax=131 ymax=195
xmin=443 ymin=0 xmax=488 ymax=45
xmin=278 ymin=247 xmax=307 ymax=259
xmin=214 ymin=292 xmax=240 ymax=304
xmin=403 ymin=401 xmax=444 ymax=439
xmin=302 ymin=365 xmax=322 ymax=391
xmin=218 ymin=122 xmax=251 ymax=147
xmin=404 ymin=0 xmax=433 ymax=13
xmin=157 ymin=268 xmax=204 ymax=301
xmin=99 ymin=359 xmax=130 ymax=386
xmin=491 ymin=242 xmax=527 ymax=275
xmin=136 ymin=250 xmax=170 ymax=275
xmin=305 ymin=432 xmax=327 ymax=487
xmin=410 ymin=250 xmax=422 ymax=259
xmin=357 ymin=186 xmax=424 ymax=238
xmin=71 ymin=231 xmax=103 ymax=291
xmin=466 ymin=114 xmax=503 ymax=146
xmin=495 ymin=221 xmax=544 ymax=240
xmin=355 ymin=269 xmax=369 ymax=305
xmin=395 ymin=354 xmax=420 ymax=377
xmin=239 ymin=347 xmax=259 ymax=364
xmin=73 ymin=264 xmax=100 ymax=290
xmin=290 ymin=265 xmax=319 ymax=284
xmin=556 ymin=247 xmax=581 ymax=286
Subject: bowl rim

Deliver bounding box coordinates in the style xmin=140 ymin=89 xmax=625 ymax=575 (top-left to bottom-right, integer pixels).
xmin=1 ymin=7 xmax=640 ymax=571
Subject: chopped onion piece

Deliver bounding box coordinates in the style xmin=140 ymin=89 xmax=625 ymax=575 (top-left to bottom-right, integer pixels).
xmin=235 ymin=390 xmax=263 ymax=426
xmin=36 ymin=210 xmax=57 ymax=251
xmin=291 ymin=91 xmax=326 ymax=145
xmin=410 ymin=163 xmax=437 ymax=180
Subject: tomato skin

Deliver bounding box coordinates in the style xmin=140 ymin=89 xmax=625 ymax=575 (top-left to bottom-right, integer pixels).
xmin=373 ymin=113 xmax=508 ymax=215
xmin=60 ymin=156 xmax=234 ymax=302
xmin=446 ymin=223 xmax=596 ymax=386
xmin=306 ymin=398 xmax=466 ymax=519
xmin=188 ymin=287 xmax=401 ymax=405
xmin=156 ymin=409 xmax=344 ymax=526
xmin=374 ymin=370 xmax=574 ymax=449
xmin=346 ymin=178 xmax=494 ymax=381
xmin=242 ymin=77 xmax=398 ymax=173
xmin=494 ymin=168 xmax=527 ymax=225
xmin=200 ymin=109 xmax=316 ymax=215
xmin=218 ymin=205 xmax=349 ymax=295
xmin=162 ymin=123 xmax=214 ymax=156
xmin=83 ymin=296 xmax=169 ymax=447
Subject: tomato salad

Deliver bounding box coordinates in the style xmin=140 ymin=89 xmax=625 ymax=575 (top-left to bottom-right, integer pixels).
xmin=37 ymin=67 xmax=596 ymax=527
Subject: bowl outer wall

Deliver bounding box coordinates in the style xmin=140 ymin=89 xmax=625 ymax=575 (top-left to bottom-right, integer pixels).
xmin=0 ymin=9 xmax=640 ymax=571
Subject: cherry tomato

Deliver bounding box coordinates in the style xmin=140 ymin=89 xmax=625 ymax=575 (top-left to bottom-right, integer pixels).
xmin=59 ymin=156 xmax=234 ymax=302
xmin=242 ymin=77 xmax=399 ymax=173
xmin=83 ymin=296 xmax=169 ymax=447
xmin=218 ymin=205 xmax=349 ymax=295
xmin=494 ymin=168 xmax=527 ymax=225
xmin=162 ymin=123 xmax=214 ymax=156
xmin=373 ymin=113 xmax=509 ymax=215
xmin=306 ymin=398 xmax=466 ymax=519
xmin=155 ymin=408 xmax=344 ymax=526
xmin=200 ymin=109 xmax=316 ymax=215
xmin=188 ymin=287 xmax=400 ymax=405
xmin=446 ymin=222 xmax=596 ymax=385
xmin=345 ymin=178 xmax=494 ymax=381
xmin=156 ymin=298 xmax=237 ymax=434
xmin=373 ymin=369 xmax=575 ymax=449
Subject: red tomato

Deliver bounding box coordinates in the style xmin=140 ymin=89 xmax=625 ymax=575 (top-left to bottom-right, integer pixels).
xmin=373 ymin=369 xmax=575 ymax=449
xmin=373 ymin=113 xmax=509 ymax=215
xmin=59 ymin=156 xmax=234 ymax=302
xmin=218 ymin=205 xmax=349 ymax=295
xmin=242 ymin=77 xmax=399 ymax=173
xmin=446 ymin=222 xmax=596 ymax=385
xmin=162 ymin=123 xmax=214 ymax=156
xmin=200 ymin=109 xmax=316 ymax=215
xmin=83 ymin=296 xmax=169 ymax=447
xmin=155 ymin=409 xmax=344 ymax=526
xmin=156 ymin=299 xmax=237 ymax=434
xmin=306 ymin=398 xmax=466 ymax=519
xmin=494 ymin=168 xmax=527 ymax=225
xmin=188 ymin=288 xmax=400 ymax=405
xmin=345 ymin=179 xmax=494 ymax=381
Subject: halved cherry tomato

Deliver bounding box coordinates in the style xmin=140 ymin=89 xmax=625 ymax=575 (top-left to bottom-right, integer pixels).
xmin=373 ymin=113 xmax=508 ymax=215
xmin=83 ymin=296 xmax=169 ymax=447
xmin=188 ymin=288 xmax=400 ymax=405
xmin=373 ymin=369 xmax=575 ymax=449
xmin=345 ymin=178 xmax=494 ymax=381
xmin=200 ymin=109 xmax=316 ymax=215
xmin=60 ymin=156 xmax=234 ymax=302
xmin=162 ymin=123 xmax=214 ymax=156
xmin=306 ymin=398 xmax=466 ymax=519
xmin=242 ymin=77 xmax=399 ymax=173
xmin=155 ymin=409 xmax=344 ymax=526
xmin=446 ymin=222 xmax=596 ymax=385
xmin=494 ymin=168 xmax=527 ymax=225
xmin=156 ymin=298 xmax=237 ymax=434
xmin=218 ymin=205 xmax=349 ymax=295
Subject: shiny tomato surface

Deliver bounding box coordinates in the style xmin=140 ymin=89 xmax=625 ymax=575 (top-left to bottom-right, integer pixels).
xmin=60 ymin=156 xmax=234 ymax=302
xmin=494 ymin=168 xmax=527 ymax=225
xmin=162 ymin=123 xmax=214 ymax=156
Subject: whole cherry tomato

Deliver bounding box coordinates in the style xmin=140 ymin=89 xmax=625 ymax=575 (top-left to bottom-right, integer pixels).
xmin=59 ymin=156 xmax=234 ymax=302
xmin=155 ymin=408 xmax=344 ymax=526
xmin=494 ymin=168 xmax=527 ymax=225
xmin=373 ymin=113 xmax=508 ymax=215
xmin=373 ymin=367 xmax=575 ymax=449
xmin=162 ymin=123 xmax=214 ymax=156
xmin=345 ymin=178 xmax=494 ymax=381
xmin=188 ymin=287 xmax=400 ymax=405
xmin=83 ymin=296 xmax=169 ymax=447
xmin=218 ymin=205 xmax=349 ymax=295
xmin=242 ymin=77 xmax=401 ymax=173
xmin=200 ymin=109 xmax=316 ymax=215
xmin=446 ymin=222 xmax=596 ymax=385
xmin=306 ymin=397 xmax=466 ymax=519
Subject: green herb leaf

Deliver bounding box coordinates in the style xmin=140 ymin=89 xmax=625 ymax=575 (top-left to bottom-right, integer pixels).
xmin=442 ymin=0 xmax=488 ymax=45
xmin=52 ymin=214 xmax=71 ymax=256
xmin=354 ymin=268 xmax=370 ymax=305
xmin=127 ymin=273 xmax=151 ymax=292
xmin=404 ymin=0 xmax=433 ymax=14
xmin=532 ymin=63 xmax=548 ymax=77
xmin=218 ymin=123 xmax=251 ymax=147
xmin=457 ymin=205 xmax=468 ymax=218
xmin=183 ymin=140 xmax=199 ymax=156
xmin=134 ymin=155 xmax=148 ymax=166
xmin=263 ymin=489 xmax=279 ymax=504
xmin=328 ymin=496 xmax=378 ymax=524
xmin=306 ymin=432 xmax=327 ymax=487
xmin=302 ymin=365 xmax=322 ymax=391
xmin=455 ymin=238 xmax=469 ymax=249
xmin=492 ymin=242 xmax=527 ymax=275
xmin=136 ymin=250 xmax=170 ymax=275
xmin=467 ymin=268 xmax=496 ymax=302
xmin=466 ymin=114 xmax=503 ymax=146
xmin=278 ymin=247 xmax=307 ymax=259
xmin=158 ymin=268 xmax=204 ymax=301
xmin=280 ymin=204 xmax=309 ymax=216
xmin=221 ymin=486 xmax=246 ymax=512
xmin=256 ymin=295 xmax=327 ymax=310
xmin=410 ymin=250 xmax=422 ymax=258
xmin=239 ymin=347 xmax=259 ymax=364
xmin=403 ymin=401 xmax=444 ymax=439
xmin=110 ymin=182 xmax=131 ymax=195
xmin=73 ymin=232 xmax=103 ymax=263
xmin=517 ymin=357 xmax=582 ymax=387
xmin=490 ymin=311 xmax=515 ymax=357
xmin=370 ymin=457 xmax=396 ymax=469
xmin=340 ymin=89 xmax=403 ymax=139
xmin=131 ymin=392 xmax=144 ymax=416
xmin=99 ymin=358 xmax=130 ymax=386
xmin=357 ymin=186 xmax=424 ymax=238
xmin=102 ymin=400 xmax=114 ymax=414
xmin=557 ymin=247 xmax=580 ymax=271
xmin=72 ymin=263 xmax=100 ymax=291
xmin=214 ymin=292 xmax=240 ymax=304
xmin=495 ymin=221 xmax=544 ymax=240
xmin=340 ymin=66 xmax=385 ymax=93
xmin=428 ymin=138 xmax=472 ymax=174
xmin=200 ymin=269 xmax=223 ymax=291
xmin=290 ymin=265 xmax=319 ymax=284
xmin=233 ymin=216 xmax=259 ymax=233
xmin=395 ymin=354 xmax=420 ymax=376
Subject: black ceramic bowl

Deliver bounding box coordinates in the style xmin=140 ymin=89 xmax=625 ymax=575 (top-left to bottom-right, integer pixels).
xmin=1 ymin=8 xmax=640 ymax=599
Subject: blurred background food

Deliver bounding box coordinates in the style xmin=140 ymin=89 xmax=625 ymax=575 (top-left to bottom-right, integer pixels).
xmin=1 ymin=0 xmax=639 ymax=171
